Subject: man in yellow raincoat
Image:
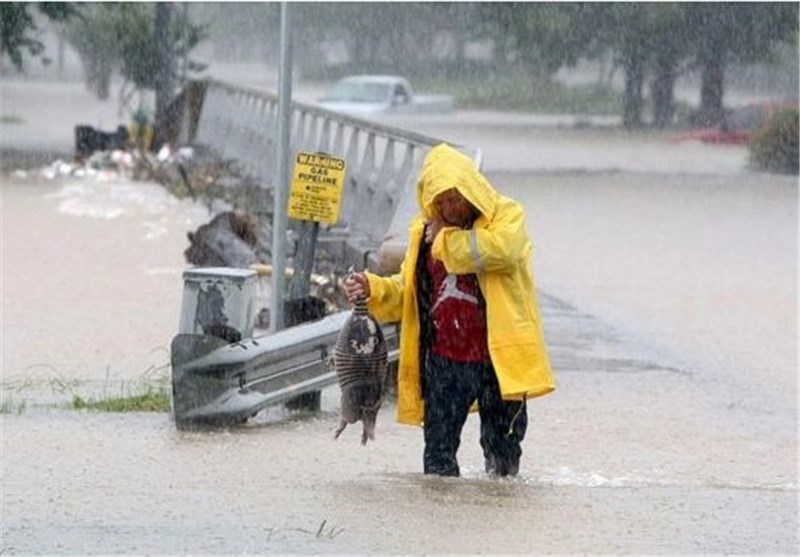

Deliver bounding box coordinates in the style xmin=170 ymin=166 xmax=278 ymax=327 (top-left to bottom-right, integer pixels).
xmin=345 ymin=143 xmax=555 ymax=477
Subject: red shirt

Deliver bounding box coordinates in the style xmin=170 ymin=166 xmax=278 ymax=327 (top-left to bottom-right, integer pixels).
xmin=426 ymin=253 xmax=490 ymax=362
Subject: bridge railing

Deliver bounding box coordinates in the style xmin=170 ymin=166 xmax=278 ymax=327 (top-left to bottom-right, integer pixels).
xmin=173 ymin=79 xmax=481 ymax=269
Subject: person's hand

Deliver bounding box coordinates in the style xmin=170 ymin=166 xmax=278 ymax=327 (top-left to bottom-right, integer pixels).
xmin=424 ymin=217 xmax=445 ymax=244
xmin=343 ymin=272 xmax=370 ymax=303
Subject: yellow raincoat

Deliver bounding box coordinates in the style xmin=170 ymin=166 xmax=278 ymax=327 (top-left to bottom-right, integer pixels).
xmin=366 ymin=143 xmax=555 ymax=425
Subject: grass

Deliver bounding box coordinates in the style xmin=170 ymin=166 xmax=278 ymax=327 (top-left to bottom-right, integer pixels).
xmin=3 ymin=361 xmax=173 ymax=414
xmin=0 ymin=398 xmax=28 ymax=415
xmin=262 ymin=519 xmax=345 ymax=541
xmin=71 ymin=384 xmax=171 ymax=413
xmin=413 ymin=74 xmax=623 ymax=114
xmin=1 ymin=381 xmax=171 ymax=414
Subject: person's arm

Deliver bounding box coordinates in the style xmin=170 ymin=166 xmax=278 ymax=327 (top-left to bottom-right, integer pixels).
xmin=431 ymin=200 xmax=530 ymax=274
xmin=364 ymin=262 xmax=406 ymax=323
xmin=344 ymin=265 xmax=406 ymax=324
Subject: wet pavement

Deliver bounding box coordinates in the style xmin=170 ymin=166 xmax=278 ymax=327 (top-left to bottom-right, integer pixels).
xmin=1 ymin=77 xmax=798 ymax=554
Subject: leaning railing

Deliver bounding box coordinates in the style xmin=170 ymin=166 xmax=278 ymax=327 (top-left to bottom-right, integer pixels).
xmin=172 ymin=79 xmax=481 ymax=270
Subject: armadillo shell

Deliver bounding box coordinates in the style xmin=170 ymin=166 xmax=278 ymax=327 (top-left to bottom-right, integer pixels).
xmin=334 ymin=310 xmax=387 ymax=358
xmin=333 ymin=350 xmax=388 ymax=388
xmin=333 ymin=308 xmax=388 ymax=388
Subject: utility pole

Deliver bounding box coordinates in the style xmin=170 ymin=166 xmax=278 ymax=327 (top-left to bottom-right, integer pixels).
xmin=270 ymin=2 xmax=293 ymax=333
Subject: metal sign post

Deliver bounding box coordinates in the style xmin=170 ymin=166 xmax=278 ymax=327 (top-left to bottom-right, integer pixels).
xmin=288 ymin=220 xmax=319 ymax=301
xmin=270 ymin=2 xmax=293 ymax=334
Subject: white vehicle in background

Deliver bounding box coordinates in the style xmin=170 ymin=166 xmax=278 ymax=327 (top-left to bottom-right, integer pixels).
xmin=315 ymin=75 xmax=456 ymax=117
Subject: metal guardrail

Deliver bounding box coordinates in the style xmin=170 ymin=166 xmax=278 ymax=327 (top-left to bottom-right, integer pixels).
xmin=171 ymin=311 xmax=399 ymax=428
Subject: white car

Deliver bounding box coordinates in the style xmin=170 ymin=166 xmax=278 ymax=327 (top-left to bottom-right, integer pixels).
xmin=316 ymin=75 xmax=455 ymax=117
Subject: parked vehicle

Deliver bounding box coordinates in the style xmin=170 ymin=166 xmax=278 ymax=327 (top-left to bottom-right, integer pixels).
xmin=316 ymin=75 xmax=455 ymax=116
xmin=673 ymin=101 xmax=797 ymax=145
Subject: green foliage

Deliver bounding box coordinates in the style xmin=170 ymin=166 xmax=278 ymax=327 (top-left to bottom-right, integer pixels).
xmin=684 ymin=3 xmax=799 ymax=126
xmin=684 ymin=2 xmax=799 ymax=65
xmin=748 ymin=108 xmax=799 ymax=175
xmin=0 ymin=2 xmax=78 ymax=69
xmin=64 ymin=3 xmax=206 ymax=99
xmin=64 ymin=4 xmax=120 ymax=98
xmin=118 ymin=4 xmax=206 ymax=90
xmin=71 ymin=384 xmax=171 ymax=413
xmin=417 ymin=73 xmax=621 ymax=114
xmin=0 ymin=397 xmax=27 ymax=415
xmin=476 ymin=3 xmax=608 ymax=75
xmin=112 ymin=4 xmax=153 ymax=89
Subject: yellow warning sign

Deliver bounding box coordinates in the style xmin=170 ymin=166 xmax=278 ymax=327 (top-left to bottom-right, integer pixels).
xmin=288 ymin=151 xmax=346 ymax=224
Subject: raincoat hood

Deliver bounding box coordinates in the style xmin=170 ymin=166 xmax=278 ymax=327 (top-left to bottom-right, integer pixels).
xmin=417 ymin=143 xmax=497 ymax=221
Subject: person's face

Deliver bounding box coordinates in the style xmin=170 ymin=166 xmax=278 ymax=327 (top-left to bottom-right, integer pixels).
xmin=434 ymin=188 xmax=477 ymax=228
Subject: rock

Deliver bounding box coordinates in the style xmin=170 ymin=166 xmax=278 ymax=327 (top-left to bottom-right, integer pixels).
xmin=184 ymin=211 xmax=260 ymax=268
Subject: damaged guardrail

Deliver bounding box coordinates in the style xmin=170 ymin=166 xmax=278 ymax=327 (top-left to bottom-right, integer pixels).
xmin=171 ymin=311 xmax=398 ymax=429
xmin=171 ymin=267 xmax=398 ymax=429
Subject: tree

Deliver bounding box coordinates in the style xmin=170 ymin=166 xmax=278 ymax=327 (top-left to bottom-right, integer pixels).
xmin=475 ymin=3 xmax=796 ymax=129
xmin=292 ymin=3 xmax=457 ymax=76
xmin=153 ymin=2 xmax=174 ymax=147
xmin=647 ymin=4 xmax=691 ymax=128
xmin=64 ymin=4 xmax=121 ymax=99
xmin=619 ymin=22 xmax=646 ymax=127
xmin=582 ymin=3 xmax=650 ymax=128
xmin=431 ymin=3 xmax=476 ymax=67
xmin=1 ymin=2 xmax=78 ymax=70
xmin=473 ymin=3 xmax=518 ymax=69
xmin=685 ymin=2 xmax=799 ymax=127
xmin=476 ymin=3 xmax=605 ymax=77
xmin=584 ymin=3 xmax=797 ymax=129
xmin=64 ymin=3 xmax=206 ymax=103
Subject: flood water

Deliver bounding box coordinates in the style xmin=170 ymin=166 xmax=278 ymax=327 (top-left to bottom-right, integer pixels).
xmin=1 ymin=79 xmax=798 ymax=554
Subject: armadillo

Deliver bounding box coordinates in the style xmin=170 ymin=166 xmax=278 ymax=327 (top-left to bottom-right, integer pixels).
xmin=332 ymin=297 xmax=388 ymax=445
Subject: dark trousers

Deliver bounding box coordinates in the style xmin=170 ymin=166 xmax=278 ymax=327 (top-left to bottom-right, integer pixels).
xmin=422 ymin=353 xmax=528 ymax=477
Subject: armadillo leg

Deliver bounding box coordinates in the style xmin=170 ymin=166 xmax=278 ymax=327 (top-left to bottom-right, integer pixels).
xmin=334 ymin=420 xmax=348 ymax=440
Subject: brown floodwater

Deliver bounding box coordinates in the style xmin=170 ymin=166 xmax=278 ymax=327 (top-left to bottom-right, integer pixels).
xmin=1 ymin=95 xmax=797 ymax=553
xmin=498 ymin=170 xmax=798 ymax=425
